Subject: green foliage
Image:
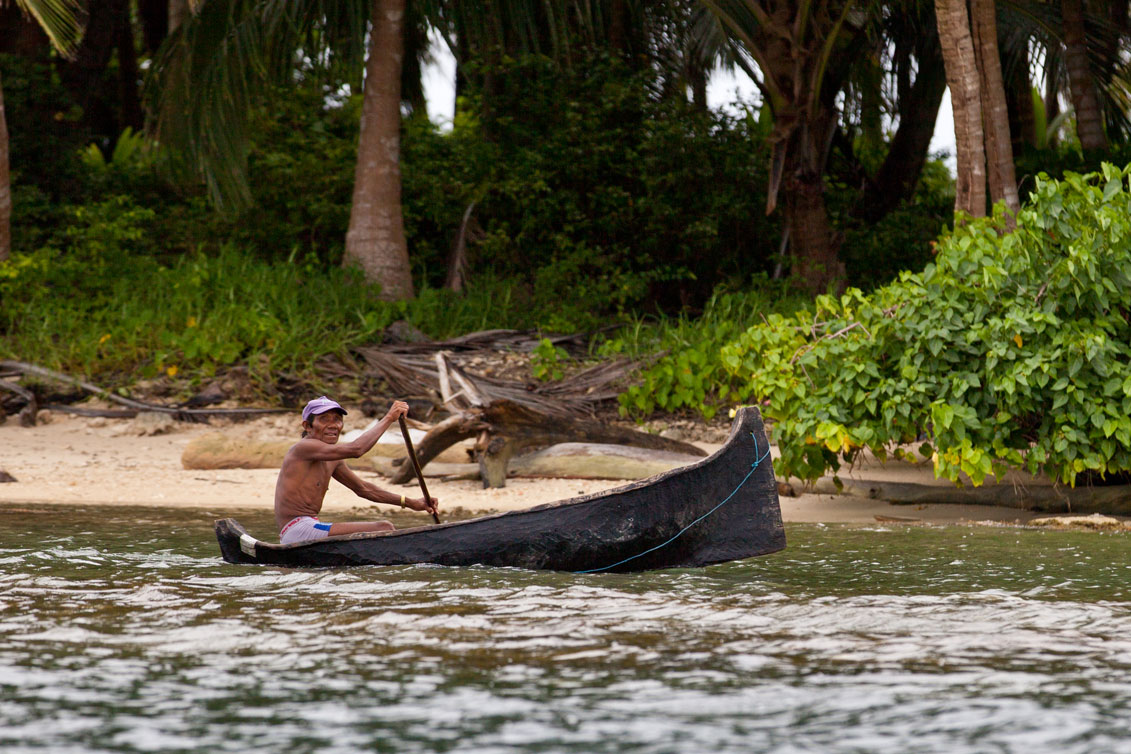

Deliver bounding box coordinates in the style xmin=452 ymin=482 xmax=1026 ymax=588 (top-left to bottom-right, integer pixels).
xmin=228 ymin=84 xmax=361 ymax=265
xmin=79 ymin=127 xmax=154 ymax=175
xmin=706 ymin=163 xmax=1131 ymax=487
xmin=530 ymin=337 xmax=568 ymax=382
xmin=399 ymin=109 xmax=497 ymax=286
xmin=450 ymin=54 xmax=778 ymax=322
xmin=0 ymin=53 xmax=88 ymax=208
xmin=1015 ymin=143 xmax=1131 ymax=201
xmin=834 ymin=159 xmax=955 ymax=289
xmin=615 ymin=282 xmax=808 ymax=420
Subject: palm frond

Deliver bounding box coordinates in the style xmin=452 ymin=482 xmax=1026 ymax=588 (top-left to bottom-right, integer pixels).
xmin=14 ymin=0 xmax=83 ymax=56
xmin=146 ymin=0 xmax=373 ymax=211
xmin=147 ymin=0 xmax=266 ymax=210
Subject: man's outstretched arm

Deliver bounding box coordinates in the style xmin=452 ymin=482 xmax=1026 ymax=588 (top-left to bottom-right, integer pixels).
xmin=332 ymin=463 xmax=439 ymax=515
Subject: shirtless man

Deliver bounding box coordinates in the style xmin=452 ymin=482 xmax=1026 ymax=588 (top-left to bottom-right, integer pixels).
xmin=274 ymin=395 xmax=440 ymax=544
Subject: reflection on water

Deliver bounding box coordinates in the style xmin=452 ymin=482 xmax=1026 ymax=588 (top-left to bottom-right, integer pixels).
xmin=2 ymin=505 xmax=1130 ymax=753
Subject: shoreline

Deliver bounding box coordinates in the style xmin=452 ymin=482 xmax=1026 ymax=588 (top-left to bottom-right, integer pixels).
xmin=0 ymin=410 xmax=1065 ymax=527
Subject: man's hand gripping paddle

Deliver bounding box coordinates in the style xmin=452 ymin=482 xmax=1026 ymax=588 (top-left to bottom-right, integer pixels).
xmin=399 ymin=416 xmax=441 ymax=524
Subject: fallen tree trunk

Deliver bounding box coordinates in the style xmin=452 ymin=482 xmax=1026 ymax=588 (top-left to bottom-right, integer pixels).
xmin=385 ymin=412 xmax=489 ymax=482
xmin=388 ymin=398 xmax=707 ymax=486
xmin=0 ymin=378 xmax=37 ymax=426
xmin=510 ymin=443 xmax=703 ymax=480
xmin=0 ymin=361 xmax=288 ymax=420
xmin=370 ymin=443 xmax=704 ymax=482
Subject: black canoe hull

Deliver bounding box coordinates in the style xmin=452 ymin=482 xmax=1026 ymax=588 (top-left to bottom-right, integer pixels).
xmin=215 ymin=406 xmax=784 ymax=572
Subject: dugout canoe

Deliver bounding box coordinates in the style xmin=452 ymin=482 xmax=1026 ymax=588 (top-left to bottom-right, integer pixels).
xmin=214 ymin=406 xmax=785 ymax=572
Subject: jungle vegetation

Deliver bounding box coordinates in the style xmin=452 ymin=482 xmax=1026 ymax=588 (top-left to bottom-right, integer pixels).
xmin=3 ymin=0 xmax=1131 ymax=485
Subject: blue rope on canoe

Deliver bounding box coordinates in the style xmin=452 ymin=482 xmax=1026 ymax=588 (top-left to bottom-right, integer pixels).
xmin=574 ymin=433 xmax=772 ymax=574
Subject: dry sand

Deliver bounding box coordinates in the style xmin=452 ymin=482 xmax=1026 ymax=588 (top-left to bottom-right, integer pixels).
xmin=0 ymin=409 xmax=1048 ymax=527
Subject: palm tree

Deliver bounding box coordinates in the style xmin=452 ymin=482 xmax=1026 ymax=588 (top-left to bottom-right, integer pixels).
xmin=971 ymin=0 xmax=1019 ymax=214
xmin=152 ymin=0 xmax=718 ymax=299
xmin=345 ymin=0 xmax=413 ymax=298
xmin=150 ymin=0 xmax=421 ymax=299
xmin=935 ymin=0 xmax=987 ymax=217
xmin=1060 ymin=0 xmax=1107 ymax=151
xmin=1 ymin=0 xmax=81 ymax=262
xmin=998 ymin=1 xmax=1130 ymax=152
xmin=700 ymin=0 xmax=862 ymax=293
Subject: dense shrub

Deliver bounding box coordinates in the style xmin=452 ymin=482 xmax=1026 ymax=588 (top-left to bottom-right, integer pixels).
xmin=661 ymin=163 xmax=1131 ymax=487
xmin=628 ymin=162 xmax=1131 ymax=486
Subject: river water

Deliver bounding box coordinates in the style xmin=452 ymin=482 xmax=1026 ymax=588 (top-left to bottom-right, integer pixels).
xmin=2 ymin=505 xmax=1130 ymax=753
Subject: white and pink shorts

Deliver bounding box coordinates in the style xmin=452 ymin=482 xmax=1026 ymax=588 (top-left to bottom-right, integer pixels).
xmin=279 ymin=516 xmax=333 ymax=545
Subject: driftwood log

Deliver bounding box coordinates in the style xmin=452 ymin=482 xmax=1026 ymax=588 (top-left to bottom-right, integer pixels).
xmin=813 ymin=477 xmax=1131 ymax=515
xmin=0 ymin=378 xmax=38 ymax=426
xmin=368 ymin=444 xmax=706 ymax=483
xmin=389 ymin=398 xmax=707 ymax=487
xmin=182 ymin=433 xmax=473 ymax=471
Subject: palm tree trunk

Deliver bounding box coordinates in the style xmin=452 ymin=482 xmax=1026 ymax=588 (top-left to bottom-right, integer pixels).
xmin=344 ymin=0 xmax=414 ymax=300
xmin=784 ymin=168 xmax=843 ymax=294
xmin=0 ymin=71 xmax=9 ymax=263
xmin=935 ymin=0 xmax=987 ymax=217
xmin=1061 ymin=0 xmax=1106 ymax=151
xmin=781 ymin=112 xmax=844 ymax=294
xmin=970 ymin=0 xmax=1018 ymax=215
xmin=1006 ymin=44 xmax=1036 ymax=152
xmin=168 ymin=0 xmax=186 ymax=34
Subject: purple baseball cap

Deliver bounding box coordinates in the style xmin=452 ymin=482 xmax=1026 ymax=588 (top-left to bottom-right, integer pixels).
xmin=302 ymin=395 xmax=348 ymax=422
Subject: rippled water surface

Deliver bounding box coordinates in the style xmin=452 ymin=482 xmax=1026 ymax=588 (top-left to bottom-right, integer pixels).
xmin=2 ymin=505 xmax=1131 ymax=753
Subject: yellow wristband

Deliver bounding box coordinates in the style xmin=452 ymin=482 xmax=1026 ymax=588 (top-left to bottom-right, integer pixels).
xmin=399 ymin=494 xmax=406 ymax=508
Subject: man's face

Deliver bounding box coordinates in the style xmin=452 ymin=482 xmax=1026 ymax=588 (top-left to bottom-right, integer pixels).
xmin=304 ymin=410 xmax=345 ymax=444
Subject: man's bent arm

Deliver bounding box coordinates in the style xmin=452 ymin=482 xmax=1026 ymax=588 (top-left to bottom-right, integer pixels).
xmin=292 ymin=402 xmax=408 ymax=462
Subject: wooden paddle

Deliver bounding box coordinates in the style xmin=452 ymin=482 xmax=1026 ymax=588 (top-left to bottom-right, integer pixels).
xmin=399 ymin=416 xmax=441 ymax=524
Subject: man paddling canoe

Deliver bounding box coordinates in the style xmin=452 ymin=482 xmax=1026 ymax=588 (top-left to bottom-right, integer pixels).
xmin=274 ymin=396 xmax=440 ymax=544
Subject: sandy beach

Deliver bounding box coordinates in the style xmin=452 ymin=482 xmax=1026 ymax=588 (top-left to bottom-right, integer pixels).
xmin=0 ymin=408 xmax=1051 ymax=528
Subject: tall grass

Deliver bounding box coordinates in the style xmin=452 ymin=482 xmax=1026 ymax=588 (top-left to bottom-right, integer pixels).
xmin=2 ymin=235 xmax=806 ymax=410
xmin=0 ymin=243 xmax=536 ymax=390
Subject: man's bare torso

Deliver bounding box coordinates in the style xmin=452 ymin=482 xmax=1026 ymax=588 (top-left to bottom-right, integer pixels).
xmin=274 ymin=444 xmax=342 ymax=530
